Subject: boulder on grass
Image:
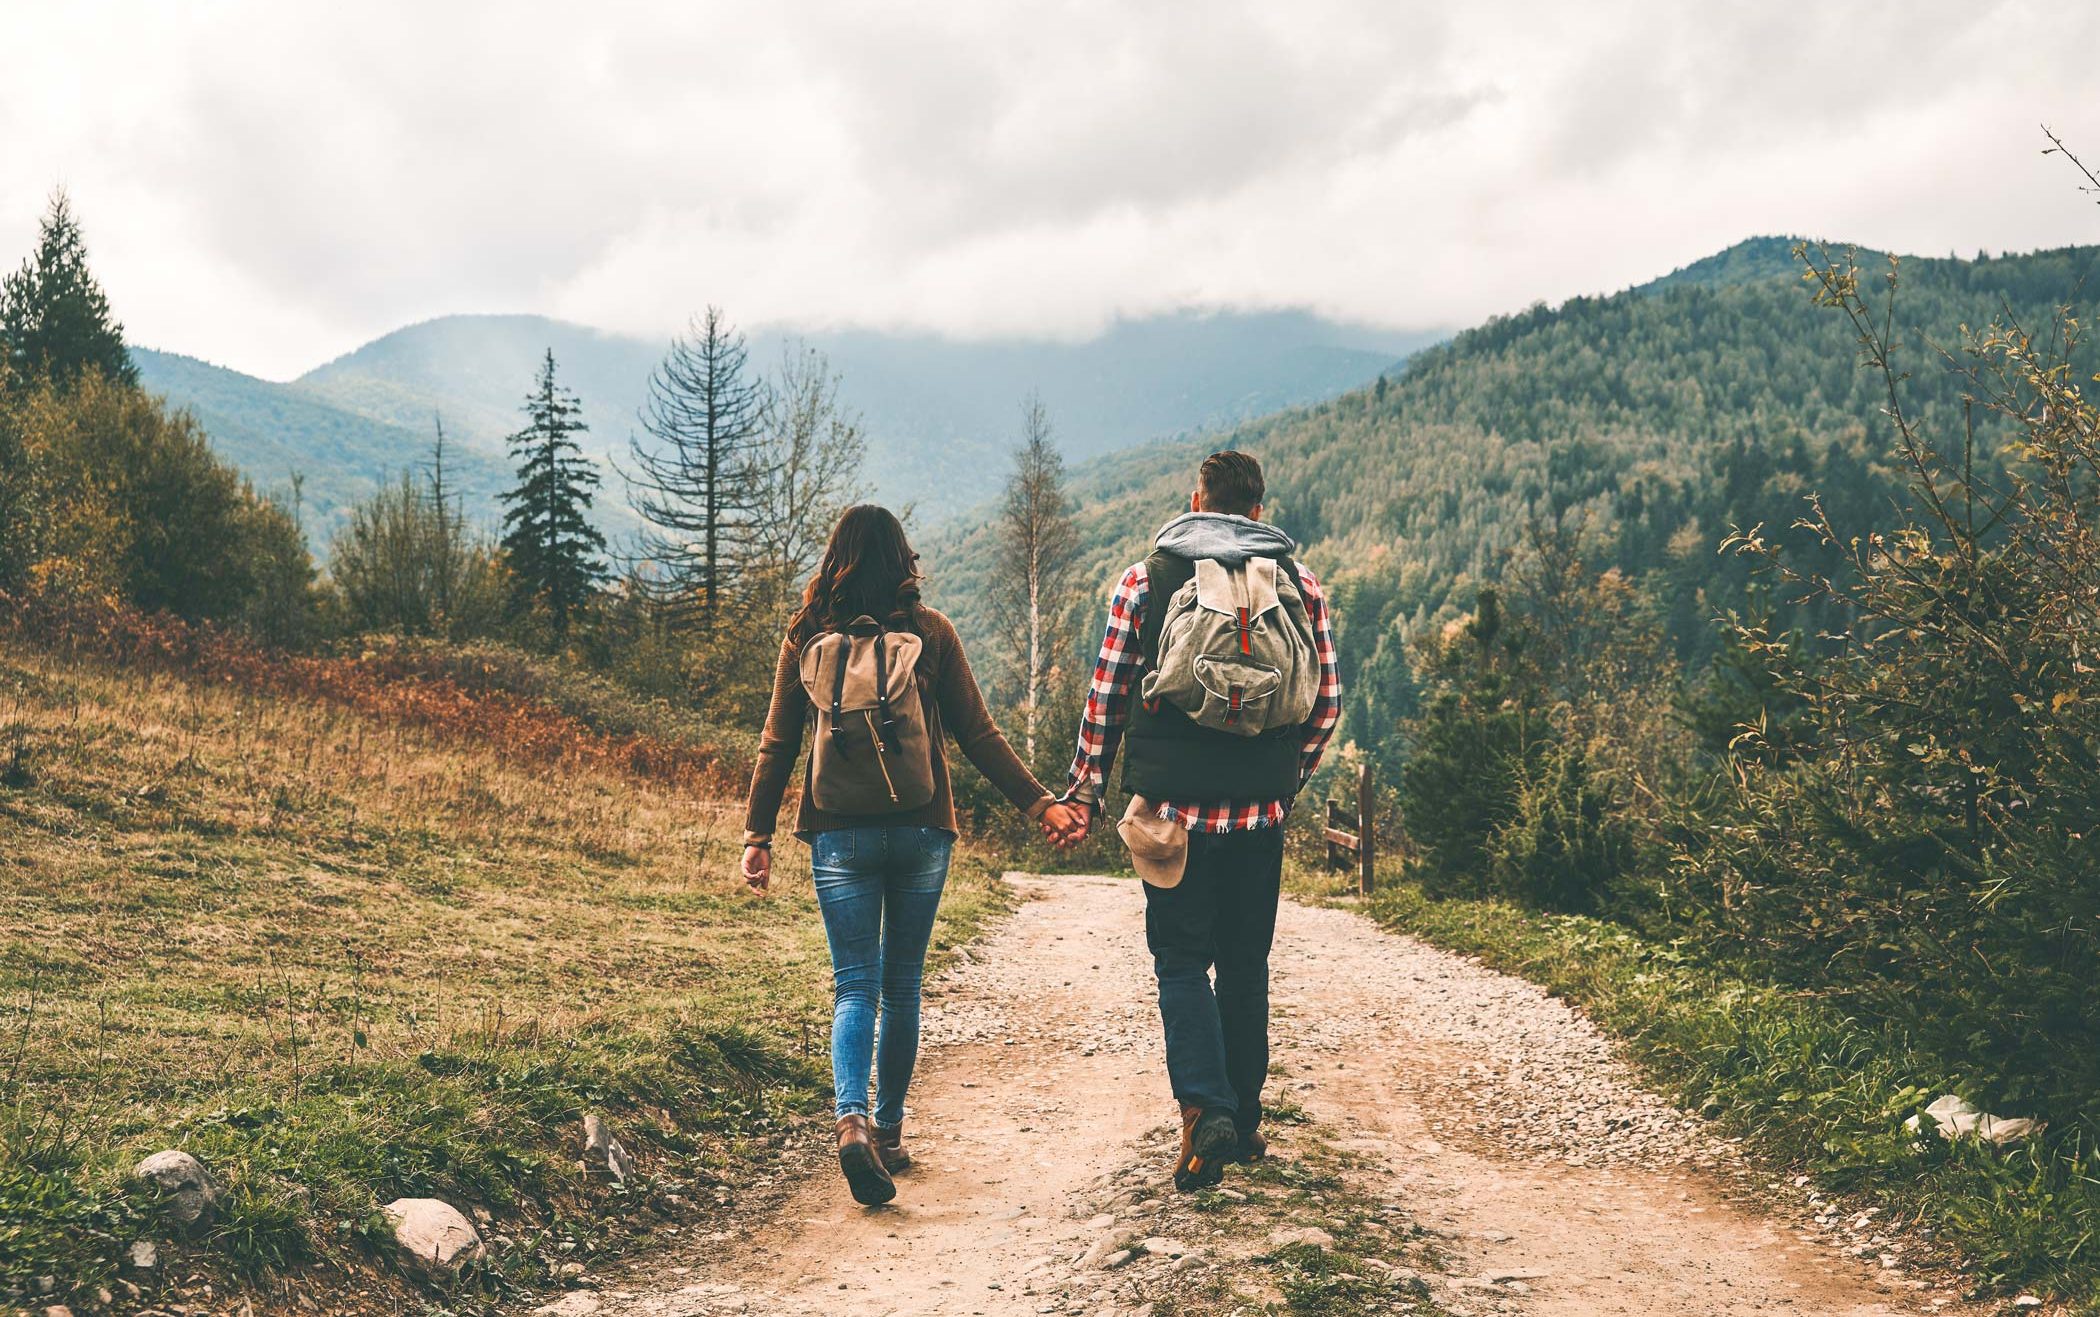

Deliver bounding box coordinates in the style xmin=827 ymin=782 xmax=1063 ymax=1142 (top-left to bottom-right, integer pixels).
xmin=380 ymin=1198 xmax=486 ymax=1281
xmin=1904 ymin=1094 xmax=2043 ymax=1147
xmin=131 ymin=1150 xmax=218 ymax=1228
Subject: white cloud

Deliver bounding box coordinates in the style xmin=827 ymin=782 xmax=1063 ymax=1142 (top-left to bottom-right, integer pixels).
xmin=1 ymin=0 xmax=2093 ymax=379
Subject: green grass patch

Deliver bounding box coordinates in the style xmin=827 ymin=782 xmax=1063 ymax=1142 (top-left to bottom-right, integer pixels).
xmin=0 ymin=642 xmax=1013 ymax=1313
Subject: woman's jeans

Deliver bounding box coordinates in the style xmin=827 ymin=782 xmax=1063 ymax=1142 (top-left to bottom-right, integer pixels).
xmin=810 ymin=825 xmax=954 ymax=1125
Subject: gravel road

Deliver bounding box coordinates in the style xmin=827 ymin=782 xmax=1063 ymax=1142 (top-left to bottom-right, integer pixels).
xmin=546 ymin=874 xmax=1972 ymax=1316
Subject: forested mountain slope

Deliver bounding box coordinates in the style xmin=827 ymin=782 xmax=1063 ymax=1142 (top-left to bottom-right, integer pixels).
xmin=131 ymin=348 xmax=516 ymax=544
xmin=927 ymin=239 xmax=2100 ymax=761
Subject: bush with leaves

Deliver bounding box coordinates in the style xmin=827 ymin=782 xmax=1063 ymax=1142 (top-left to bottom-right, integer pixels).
xmin=1681 ymin=240 xmax=2100 ymax=1116
xmin=0 ymin=371 xmax=314 ymax=638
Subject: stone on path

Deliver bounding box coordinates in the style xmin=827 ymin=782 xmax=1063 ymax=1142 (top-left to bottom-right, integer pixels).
xmin=1269 ymin=1225 xmax=1337 ymax=1251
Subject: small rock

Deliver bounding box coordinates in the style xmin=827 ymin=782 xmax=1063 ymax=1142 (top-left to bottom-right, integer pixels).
xmin=1084 ymin=1213 xmax=1115 ymax=1230
xmin=126 ymin=1240 xmax=158 ymax=1271
xmin=1137 ymin=1236 xmax=1187 ymax=1258
xmin=132 ymin=1150 xmax=219 ymax=1228
xmin=381 ymin=1198 xmax=487 ymax=1281
xmin=2013 ymin=1299 xmax=2042 ymax=1309
xmin=1101 ymin=1248 xmax=1138 ymax=1270
xmin=583 ymin=1113 xmax=634 ymax=1182
xmin=1268 ymin=1226 xmax=1337 ymax=1251
xmin=41 ymin=1307 xmax=73 ymax=1317
xmin=1214 ymin=1187 xmax=1246 ymax=1202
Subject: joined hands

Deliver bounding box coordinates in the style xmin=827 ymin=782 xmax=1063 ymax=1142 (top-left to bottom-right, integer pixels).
xmin=1039 ymin=799 xmax=1091 ymax=851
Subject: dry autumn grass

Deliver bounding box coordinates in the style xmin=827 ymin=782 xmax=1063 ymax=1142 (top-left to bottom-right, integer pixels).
xmin=0 ymin=633 xmax=1012 ymax=1314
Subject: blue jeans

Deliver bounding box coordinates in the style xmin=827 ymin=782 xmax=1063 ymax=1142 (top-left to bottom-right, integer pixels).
xmin=810 ymin=825 xmax=954 ymax=1124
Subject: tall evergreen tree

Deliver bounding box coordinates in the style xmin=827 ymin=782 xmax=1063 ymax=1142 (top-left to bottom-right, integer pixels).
xmin=1 ymin=190 xmax=137 ymax=393
xmin=622 ymin=306 xmax=767 ymax=627
xmin=500 ymin=350 xmax=606 ymax=638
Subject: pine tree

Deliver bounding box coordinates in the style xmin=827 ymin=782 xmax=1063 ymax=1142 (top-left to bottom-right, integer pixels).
xmin=500 ymin=350 xmax=606 ymax=639
xmin=622 ymin=306 xmax=767 ymax=627
xmin=1 ymin=190 xmax=137 ymax=393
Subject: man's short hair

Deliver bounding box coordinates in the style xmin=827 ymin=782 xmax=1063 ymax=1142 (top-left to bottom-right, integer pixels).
xmin=1198 ymin=450 xmax=1265 ymax=516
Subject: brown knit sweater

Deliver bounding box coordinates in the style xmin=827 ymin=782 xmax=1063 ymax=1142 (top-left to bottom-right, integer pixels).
xmin=743 ymin=605 xmax=1053 ymax=844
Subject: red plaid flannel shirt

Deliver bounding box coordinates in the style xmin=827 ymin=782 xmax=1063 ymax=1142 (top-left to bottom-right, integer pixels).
xmin=1064 ymin=557 xmax=1342 ymax=832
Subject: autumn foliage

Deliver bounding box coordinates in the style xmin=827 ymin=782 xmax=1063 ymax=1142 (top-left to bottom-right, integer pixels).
xmin=1 ymin=585 xmax=745 ymax=794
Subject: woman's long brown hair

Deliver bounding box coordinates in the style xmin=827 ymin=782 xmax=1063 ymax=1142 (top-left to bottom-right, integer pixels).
xmin=788 ymin=504 xmax=923 ymax=645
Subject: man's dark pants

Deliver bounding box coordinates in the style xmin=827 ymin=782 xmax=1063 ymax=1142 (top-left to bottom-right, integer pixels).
xmin=1144 ymin=825 xmax=1284 ymax=1136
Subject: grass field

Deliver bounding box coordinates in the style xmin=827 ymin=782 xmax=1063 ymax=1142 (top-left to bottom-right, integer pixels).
xmin=0 ymin=639 xmax=1010 ymax=1313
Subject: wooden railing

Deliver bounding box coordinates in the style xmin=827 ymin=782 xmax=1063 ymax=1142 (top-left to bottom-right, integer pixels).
xmin=1324 ymin=762 xmax=1376 ymax=895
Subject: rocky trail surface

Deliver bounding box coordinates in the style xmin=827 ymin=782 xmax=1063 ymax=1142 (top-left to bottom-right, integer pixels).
xmin=546 ymin=875 xmax=1980 ymax=1317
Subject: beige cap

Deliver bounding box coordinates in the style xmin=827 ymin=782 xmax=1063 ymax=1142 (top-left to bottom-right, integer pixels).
xmin=1117 ymin=795 xmax=1188 ymax=888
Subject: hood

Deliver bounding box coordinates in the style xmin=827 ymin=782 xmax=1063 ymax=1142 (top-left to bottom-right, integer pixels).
xmin=1151 ymin=511 xmax=1297 ymax=565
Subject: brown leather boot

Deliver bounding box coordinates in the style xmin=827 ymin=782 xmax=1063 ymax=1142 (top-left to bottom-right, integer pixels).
xmin=1173 ymin=1103 xmax=1237 ymax=1192
xmin=837 ymin=1114 xmax=897 ymax=1206
xmin=872 ymin=1120 xmax=910 ymax=1173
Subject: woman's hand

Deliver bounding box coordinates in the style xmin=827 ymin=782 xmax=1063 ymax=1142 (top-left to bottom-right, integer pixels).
xmin=1040 ymin=801 xmax=1089 ymax=850
xmin=741 ymin=845 xmax=772 ymax=894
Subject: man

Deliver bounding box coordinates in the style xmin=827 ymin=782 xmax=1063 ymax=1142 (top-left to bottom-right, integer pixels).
xmin=1057 ymin=450 xmax=1341 ymax=1190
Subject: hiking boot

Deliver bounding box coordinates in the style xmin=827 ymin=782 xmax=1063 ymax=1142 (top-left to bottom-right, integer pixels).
xmin=1173 ymin=1104 xmax=1238 ymax=1192
xmin=872 ymin=1120 xmax=911 ymax=1173
xmin=837 ymin=1114 xmax=897 ymax=1206
xmin=1231 ymin=1125 xmax=1268 ymax=1164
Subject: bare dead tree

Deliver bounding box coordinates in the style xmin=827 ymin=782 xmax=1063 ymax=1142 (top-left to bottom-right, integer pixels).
xmin=992 ymin=392 xmax=1079 ymax=762
xmin=621 ymin=307 xmax=767 ymax=628
xmin=746 ymin=341 xmax=866 ymax=613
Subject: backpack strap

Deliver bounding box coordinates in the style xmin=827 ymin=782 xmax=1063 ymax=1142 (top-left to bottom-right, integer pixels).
xmin=828 ymin=631 xmax=851 ymax=750
xmin=873 ymin=627 xmax=896 ymax=754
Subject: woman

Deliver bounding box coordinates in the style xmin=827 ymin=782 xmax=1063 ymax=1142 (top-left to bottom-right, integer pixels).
xmin=741 ymin=504 xmax=1078 ymax=1206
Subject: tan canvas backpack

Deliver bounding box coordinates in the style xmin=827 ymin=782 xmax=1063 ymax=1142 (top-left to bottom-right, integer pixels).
xmin=1140 ymin=556 xmax=1319 ymax=737
xmin=798 ymin=615 xmax=937 ymax=814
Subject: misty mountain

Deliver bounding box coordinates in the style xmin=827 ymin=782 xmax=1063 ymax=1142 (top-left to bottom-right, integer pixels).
xmin=131 ymin=347 xmax=517 ymax=545
xmin=137 ymin=309 xmax=1434 ymax=551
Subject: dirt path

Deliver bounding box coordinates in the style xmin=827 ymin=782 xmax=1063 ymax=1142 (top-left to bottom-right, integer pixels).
xmin=551 ymin=875 xmax=1967 ymax=1316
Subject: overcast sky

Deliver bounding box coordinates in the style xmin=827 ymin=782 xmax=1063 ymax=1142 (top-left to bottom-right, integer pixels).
xmin=4 ymin=0 xmax=2095 ymax=381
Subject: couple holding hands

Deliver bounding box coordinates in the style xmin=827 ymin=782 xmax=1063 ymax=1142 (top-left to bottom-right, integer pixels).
xmin=741 ymin=449 xmax=1340 ymax=1206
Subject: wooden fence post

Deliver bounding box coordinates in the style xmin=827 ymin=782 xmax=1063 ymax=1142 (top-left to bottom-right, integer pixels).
xmin=1357 ymin=761 xmax=1375 ymax=896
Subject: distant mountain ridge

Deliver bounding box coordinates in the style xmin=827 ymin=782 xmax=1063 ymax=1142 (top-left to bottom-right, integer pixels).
xmin=138 ymin=308 xmax=1439 ymax=547
xmin=924 ymin=237 xmax=2100 ymax=752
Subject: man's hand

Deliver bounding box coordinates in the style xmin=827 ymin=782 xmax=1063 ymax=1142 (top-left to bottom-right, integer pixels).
xmin=1052 ymin=800 xmax=1094 ymax=851
xmin=740 ymin=845 xmax=771 ymax=894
